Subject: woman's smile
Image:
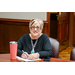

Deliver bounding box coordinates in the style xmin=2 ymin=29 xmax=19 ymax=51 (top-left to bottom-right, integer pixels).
xmin=33 ymin=31 xmax=38 ymax=34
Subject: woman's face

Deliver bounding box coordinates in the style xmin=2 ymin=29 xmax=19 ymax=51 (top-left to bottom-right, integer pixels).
xmin=30 ymin=23 xmax=42 ymax=37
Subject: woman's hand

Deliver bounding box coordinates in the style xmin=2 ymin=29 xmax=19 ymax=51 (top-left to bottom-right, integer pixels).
xmin=21 ymin=52 xmax=29 ymax=59
xmin=28 ymin=53 xmax=40 ymax=60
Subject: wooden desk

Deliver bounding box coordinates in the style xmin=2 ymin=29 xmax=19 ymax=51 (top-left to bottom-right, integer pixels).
xmin=0 ymin=54 xmax=73 ymax=62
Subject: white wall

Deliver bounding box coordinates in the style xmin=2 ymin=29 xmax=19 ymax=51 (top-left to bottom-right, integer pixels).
xmin=0 ymin=12 xmax=47 ymax=21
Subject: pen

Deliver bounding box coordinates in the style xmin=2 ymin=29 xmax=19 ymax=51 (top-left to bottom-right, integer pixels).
xmin=22 ymin=50 xmax=28 ymax=58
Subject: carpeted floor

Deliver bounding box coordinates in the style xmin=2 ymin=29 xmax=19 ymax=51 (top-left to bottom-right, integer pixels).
xmin=59 ymin=47 xmax=74 ymax=60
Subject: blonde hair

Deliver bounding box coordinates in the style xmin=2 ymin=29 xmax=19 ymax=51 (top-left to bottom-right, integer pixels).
xmin=29 ymin=18 xmax=44 ymax=29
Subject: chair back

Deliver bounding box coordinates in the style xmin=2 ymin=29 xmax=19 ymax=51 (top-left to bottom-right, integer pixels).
xmin=49 ymin=37 xmax=60 ymax=58
xmin=70 ymin=48 xmax=75 ymax=61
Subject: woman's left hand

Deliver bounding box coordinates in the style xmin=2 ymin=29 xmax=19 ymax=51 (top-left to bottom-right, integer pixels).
xmin=28 ymin=53 xmax=40 ymax=60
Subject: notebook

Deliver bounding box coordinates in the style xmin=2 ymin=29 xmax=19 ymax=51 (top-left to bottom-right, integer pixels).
xmin=16 ymin=56 xmax=41 ymax=62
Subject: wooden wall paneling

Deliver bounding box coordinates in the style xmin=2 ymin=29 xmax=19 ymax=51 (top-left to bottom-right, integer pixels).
xmin=73 ymin=14 xmax=75 ymax=46
xmin=74 ymin=17 xmax=75 ymax=42
xmin=0 ymin=23 xmax=30 ymax=53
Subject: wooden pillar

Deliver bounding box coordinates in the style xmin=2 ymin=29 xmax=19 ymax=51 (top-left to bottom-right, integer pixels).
xmin=47 ymin=12 xmax=50 ymax=37
xmin=69 ymin=12 xmax=74 ymax=47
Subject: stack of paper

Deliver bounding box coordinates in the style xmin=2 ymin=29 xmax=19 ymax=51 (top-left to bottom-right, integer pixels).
xmin=16 ymin=56 xmax=41 ymax=62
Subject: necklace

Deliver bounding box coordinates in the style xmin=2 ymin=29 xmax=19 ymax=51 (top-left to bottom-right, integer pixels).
xmin=30 ymin=33 xmax=42 ymax=53
xmin=31 ymin=39 xmax=38 ymax=53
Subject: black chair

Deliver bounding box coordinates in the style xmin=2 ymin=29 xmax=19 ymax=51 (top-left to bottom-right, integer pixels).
xmin=70 ymin=48 xmax=75 ymax=61
xmin=49 ymin=37 xmax=60 ymax=58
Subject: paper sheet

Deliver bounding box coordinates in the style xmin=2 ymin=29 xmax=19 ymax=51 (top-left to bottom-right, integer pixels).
xmin=16 ymin=56 xmax=41 ymax=62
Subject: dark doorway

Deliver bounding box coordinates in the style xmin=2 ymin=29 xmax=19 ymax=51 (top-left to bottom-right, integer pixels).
xmin=50 ymin=13 xmax=58 ymax=39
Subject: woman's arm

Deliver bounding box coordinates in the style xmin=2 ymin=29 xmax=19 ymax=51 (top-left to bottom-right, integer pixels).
xmin=38 ymin=35 xmax=53 ymax=58
xmin=17 ymin=39 xmax=23 ymax=57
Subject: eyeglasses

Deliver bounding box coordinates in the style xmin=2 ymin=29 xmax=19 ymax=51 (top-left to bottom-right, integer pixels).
xmin=30 ymin=26 xmax=41 ymax=30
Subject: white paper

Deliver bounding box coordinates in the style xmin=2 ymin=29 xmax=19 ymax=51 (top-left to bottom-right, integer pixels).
xmin=16 ymin=56 xmax=41 ymax=62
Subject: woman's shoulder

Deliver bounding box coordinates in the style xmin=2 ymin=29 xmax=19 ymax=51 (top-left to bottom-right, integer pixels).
xmin=39 ymin=33 xmax=49 ymax=40
xmin=21 ymin=34 xmax=29 ymax=37
xmin=42 ymin=34 xmax=49 ymax=38
xmin=42 ymin=33 xmax=48 ymax=36
xmin=20 ymin=34 xmax=29 ymax=40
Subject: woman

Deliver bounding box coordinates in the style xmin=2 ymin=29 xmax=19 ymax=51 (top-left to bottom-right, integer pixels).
xmin=17 ymin=18 xmax=53 ymax=60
